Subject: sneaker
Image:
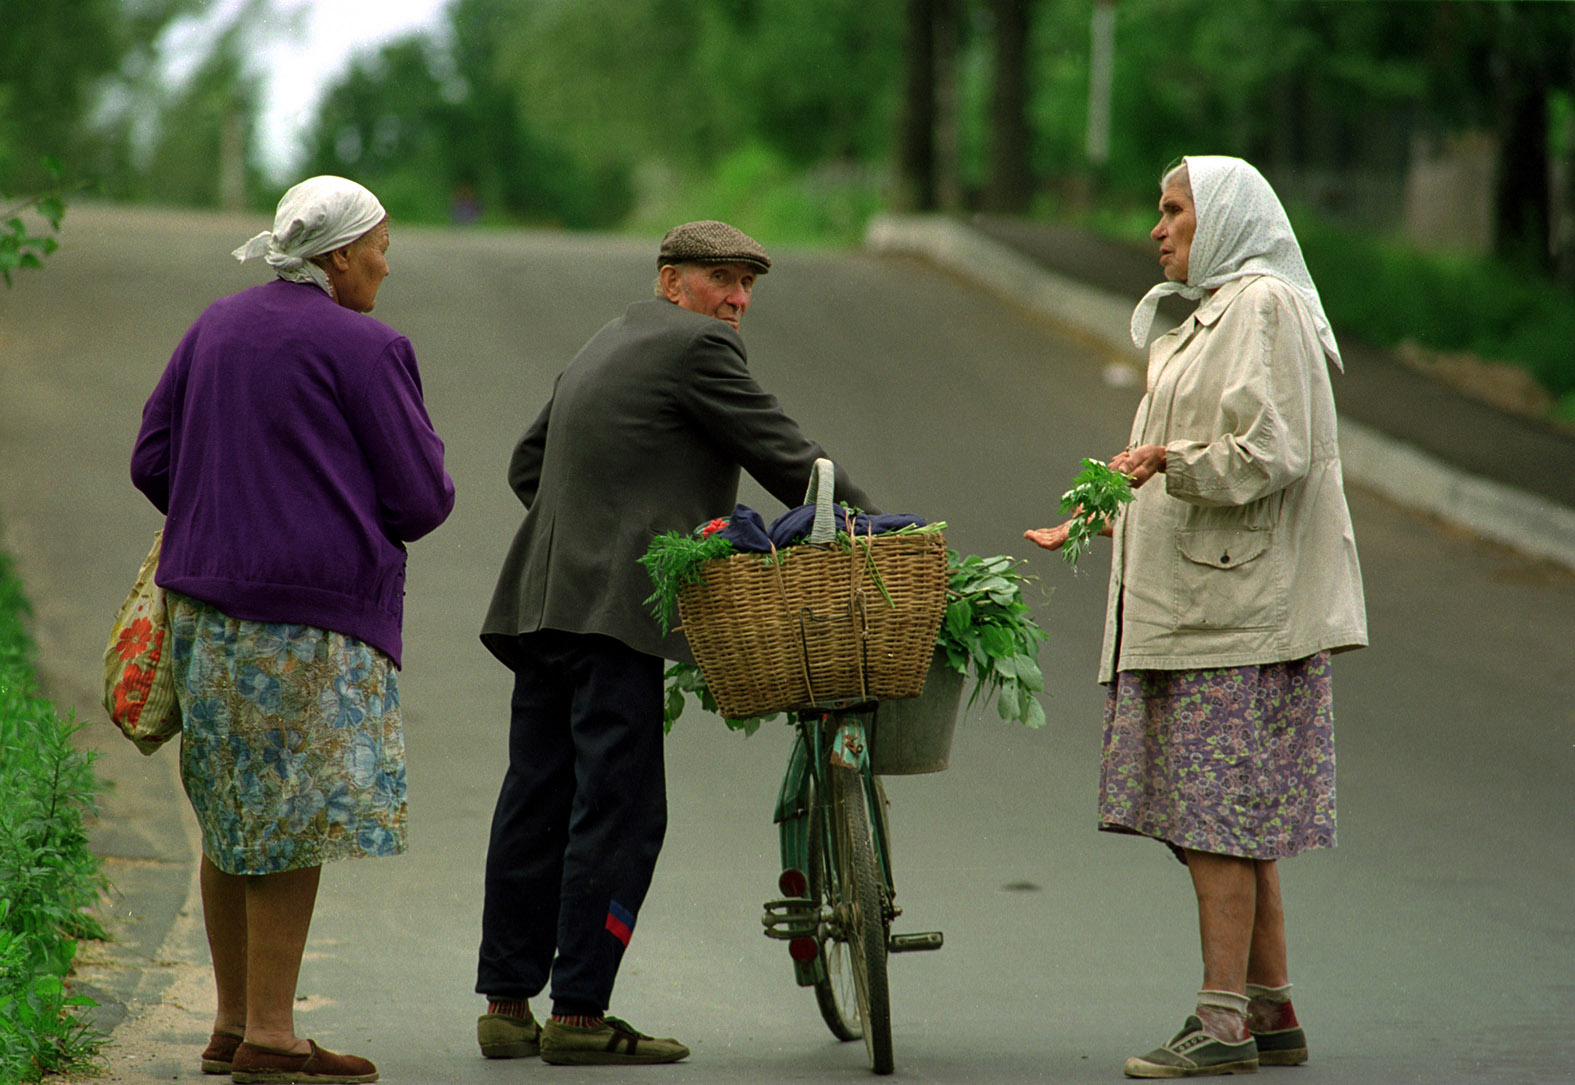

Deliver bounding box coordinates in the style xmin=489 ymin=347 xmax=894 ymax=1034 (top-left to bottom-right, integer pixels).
xmin=477 ymin=1010 xmax=542 ymax=1058
xmin=1253 ymin=1025 xmax=1308 ymax=1066
xmin=231 ymin=1039 xmax=378 ymax=1083
xmin=1123 ymin=1016 xmax=1259 ymax=1078
xmin=1247 ymin=995 xmax=1308 ymax=1066
xmin=539 ymin=1016 xmax=689 ymax=1066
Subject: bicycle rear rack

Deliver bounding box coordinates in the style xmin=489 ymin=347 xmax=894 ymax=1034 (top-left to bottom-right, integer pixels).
xmin=762 ymin=895 xmax=819 ymax=941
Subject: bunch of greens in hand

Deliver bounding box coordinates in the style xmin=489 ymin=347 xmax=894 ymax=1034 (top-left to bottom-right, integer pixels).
xmin=937 ymin=552 xmax=1048 ymax=729
xmin=1058 ymin=458 xmax=1134 ymax=568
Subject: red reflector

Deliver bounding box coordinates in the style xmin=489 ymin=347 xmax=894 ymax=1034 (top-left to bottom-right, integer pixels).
xmin=778 ymin=868 xmax=808 ymax=898
xmin=789 ymin=937 xmax=819 ymax=962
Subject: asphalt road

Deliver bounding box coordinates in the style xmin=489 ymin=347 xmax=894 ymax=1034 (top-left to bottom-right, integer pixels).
xmin=1 ymin=205 xmax=1571 ymax=1084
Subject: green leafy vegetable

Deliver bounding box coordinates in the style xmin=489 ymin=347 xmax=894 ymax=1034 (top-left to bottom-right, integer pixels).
xmin=1058 ymin=457 xmax=1134 ymax=568
xmin=936 ymin=551 xmax=1049 ymax=728
xmin=661 ymin=660 xmax=776 ymax=735
xmin=638 ymin=530 xmax=739 ymax=634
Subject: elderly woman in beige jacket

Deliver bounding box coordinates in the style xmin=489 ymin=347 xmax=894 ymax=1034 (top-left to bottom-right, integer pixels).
xmin=1027 ymin=156 xmax=1366 ymax=1079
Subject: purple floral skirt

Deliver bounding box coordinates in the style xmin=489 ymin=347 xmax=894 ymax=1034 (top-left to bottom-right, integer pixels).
xmin=1100 ymin=652 xmax=1336 ymax=863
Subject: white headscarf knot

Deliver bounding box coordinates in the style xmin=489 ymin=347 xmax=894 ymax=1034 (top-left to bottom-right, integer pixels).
xmin=1129 ymin=156 xmax=1342 ymax=371
xmin=232 ymin=176 xmax=386 ymax=297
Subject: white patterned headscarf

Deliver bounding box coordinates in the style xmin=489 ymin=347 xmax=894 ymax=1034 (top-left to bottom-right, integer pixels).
xmin=232 ymin=176 xmax=386 ymax=297
xmin=1129 ymin=156 xmax=1342 ymax=371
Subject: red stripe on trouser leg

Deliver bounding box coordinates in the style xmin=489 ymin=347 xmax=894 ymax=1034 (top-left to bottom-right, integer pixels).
xmin=605 ymin=914 xmax=632 ymax=946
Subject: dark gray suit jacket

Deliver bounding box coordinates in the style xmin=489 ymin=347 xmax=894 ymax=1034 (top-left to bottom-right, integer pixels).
xmin=481 ymin=298 xmax=873 ymax=668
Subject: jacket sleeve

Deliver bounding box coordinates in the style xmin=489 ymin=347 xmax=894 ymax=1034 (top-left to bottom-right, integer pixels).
xmin=507 ymin=396 xmax=552 ymax=509
xmin=345 ymin=336 xmax=456 ymax=542
xmin=675 ymin=322 xmax=878 ymax=512
xmin=1163 ymin=284 xmax=1313 ymax=508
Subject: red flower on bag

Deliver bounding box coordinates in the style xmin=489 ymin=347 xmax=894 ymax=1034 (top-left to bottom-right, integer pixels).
xmin=112 ymin=617 xmax=155 ymax=661
xmin=113 ymin=661 xmax=152 ymax=717
xmin=699 ymin=518 xmax=728 ymax=538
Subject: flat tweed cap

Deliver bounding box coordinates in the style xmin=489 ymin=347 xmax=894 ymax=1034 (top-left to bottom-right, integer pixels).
xmin=658 ymin=220 xmax=771 ymax=273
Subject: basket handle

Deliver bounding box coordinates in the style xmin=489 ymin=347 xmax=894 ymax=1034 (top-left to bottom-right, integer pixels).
xmin=804 ymin=458 xmax=837 ymax=544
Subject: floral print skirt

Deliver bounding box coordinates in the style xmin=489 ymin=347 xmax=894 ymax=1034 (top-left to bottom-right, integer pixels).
xmin=1100 ymin=652 xmax=1336 ymax=863
xmin=168 ymin=593 xmax=407 ymax=875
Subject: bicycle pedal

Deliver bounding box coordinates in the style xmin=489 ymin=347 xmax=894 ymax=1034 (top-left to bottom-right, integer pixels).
xmin=888 ymin=931 xmax=944 ymax=953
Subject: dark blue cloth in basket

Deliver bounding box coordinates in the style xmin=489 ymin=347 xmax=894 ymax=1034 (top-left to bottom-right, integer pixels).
xmin=713 ymin=503 xmax=927 ymax=553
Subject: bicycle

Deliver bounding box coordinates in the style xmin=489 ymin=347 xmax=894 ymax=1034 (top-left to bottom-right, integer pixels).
xmin=761 ymin=700 xmax=944 ymax=1075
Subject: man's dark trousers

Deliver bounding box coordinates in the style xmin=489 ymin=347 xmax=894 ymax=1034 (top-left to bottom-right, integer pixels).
xmin=475 ymin=629 xmax=667 ymax=1015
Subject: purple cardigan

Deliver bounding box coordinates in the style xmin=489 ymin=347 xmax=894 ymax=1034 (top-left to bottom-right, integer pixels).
xmin=132 ymin=279 xmax=455 ymax=667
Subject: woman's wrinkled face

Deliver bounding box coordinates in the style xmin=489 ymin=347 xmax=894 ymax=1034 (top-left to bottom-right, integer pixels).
xmin=330 ymin=219 xmax=391 ymax=312
xmin=1152 ymin=181 xmax=1196 ymax=283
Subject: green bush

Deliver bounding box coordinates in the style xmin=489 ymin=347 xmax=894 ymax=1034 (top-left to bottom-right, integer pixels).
xmin=0 ymin=542 xmax=106 ymax=1084
xmin=629 ymin=143 xmax=885 ymax=249
xmin=1295 ymin=216 xmax=1575 ymax=404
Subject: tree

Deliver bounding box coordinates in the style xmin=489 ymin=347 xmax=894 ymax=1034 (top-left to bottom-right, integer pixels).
xmin=0 ymin=0 xmax=204 ymax=195
xmin=894 ymin=0 xmax=1029 ymax=214
xmin=302 ymin=25 xmax=631 ymax=228
xmin=896 ymin=0 xmax=939 ymax=211
xmin=142 ymin=16 xmax=263 ymax=211
xmin=983 ymin=0 xmax=1031 ymax=213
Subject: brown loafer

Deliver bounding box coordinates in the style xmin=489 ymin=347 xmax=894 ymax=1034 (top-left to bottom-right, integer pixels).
xmin=231 ymin=1039 xmax=378 ymax=1083
xmin=200 ymin=1030 xmax=244 ymax=1074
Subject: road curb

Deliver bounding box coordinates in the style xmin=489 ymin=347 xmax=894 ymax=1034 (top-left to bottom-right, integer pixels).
xmin=865 ymin=212 xmax=1575 ymax=574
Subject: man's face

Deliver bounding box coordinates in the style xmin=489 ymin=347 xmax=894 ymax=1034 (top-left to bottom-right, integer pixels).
xmin=662 ymin=262 xmax=757 ymax=329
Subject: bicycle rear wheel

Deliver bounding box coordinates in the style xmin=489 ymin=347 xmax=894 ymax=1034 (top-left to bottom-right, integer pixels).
xmin=829 ymin=764 xmax=893 ymax=1074
xmin=808 ymin=775 xmax=861 ymax=1043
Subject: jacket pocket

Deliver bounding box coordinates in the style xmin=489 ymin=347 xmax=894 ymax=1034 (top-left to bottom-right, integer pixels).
xmin=1171 ymin=526 xmax=1280 ymax=632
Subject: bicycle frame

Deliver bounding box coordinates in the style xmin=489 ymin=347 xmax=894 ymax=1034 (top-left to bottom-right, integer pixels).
xmin=764 ymin=709 xmax=890 ymax=983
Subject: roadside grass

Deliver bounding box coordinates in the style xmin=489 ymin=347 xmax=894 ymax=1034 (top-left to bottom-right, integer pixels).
xmin=0 ymin=538 xmax=107 ymax=1084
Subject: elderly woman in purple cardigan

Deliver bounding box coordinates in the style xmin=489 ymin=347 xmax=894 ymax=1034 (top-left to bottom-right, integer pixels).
xmin=132 ymin=176 xmax=454 ymax=1084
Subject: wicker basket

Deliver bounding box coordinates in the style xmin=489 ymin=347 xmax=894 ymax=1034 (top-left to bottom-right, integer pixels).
xmin=676 ymin=461 xmax=947 ymax=720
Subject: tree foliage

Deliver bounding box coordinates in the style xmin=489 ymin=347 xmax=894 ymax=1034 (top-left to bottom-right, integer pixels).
xmin=0 ymin=0 xmax=204 ymax=194
xmin=141 ymin=16 xmax=264 ymax=210
xmin=302 ymin=14 xmax=633 ymax=227
xmin=0 ymin=159 xmax=65 ymax=288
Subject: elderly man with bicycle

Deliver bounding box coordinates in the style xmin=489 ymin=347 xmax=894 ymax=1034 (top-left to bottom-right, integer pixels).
xmin=473 ymin=220 xmax=875 ymax=1066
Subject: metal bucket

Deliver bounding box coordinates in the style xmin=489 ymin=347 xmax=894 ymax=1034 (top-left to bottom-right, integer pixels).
xmin=869 ymin=650 xmax=964 ymax=775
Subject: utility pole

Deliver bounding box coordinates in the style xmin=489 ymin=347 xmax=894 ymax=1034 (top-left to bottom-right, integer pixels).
xmin=1087 ymin=0 xmax=1116 ymax=172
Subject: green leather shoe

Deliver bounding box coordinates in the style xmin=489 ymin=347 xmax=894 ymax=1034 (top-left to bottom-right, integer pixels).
xmin=477 ymin=1011 xmax=541 ymax=1059
xmin=540 ymin=1016 xmax=688 ymax=1065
